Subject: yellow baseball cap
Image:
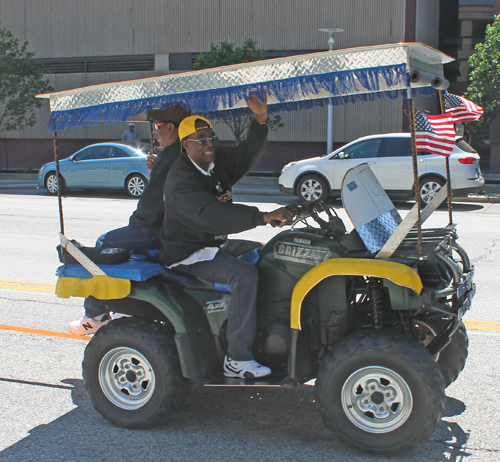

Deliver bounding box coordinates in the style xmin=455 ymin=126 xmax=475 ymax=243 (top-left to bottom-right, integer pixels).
xmin=178 ymin=116 xmax=212 ymax=141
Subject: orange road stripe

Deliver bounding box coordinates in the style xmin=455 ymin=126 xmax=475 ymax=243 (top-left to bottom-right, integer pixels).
xmin=0 ymin=279 xmax=56 ymax=287
xmin=0 ymin=324 xmax=91 ymax=341
xmin=0 ymin=284 xmax=55 ymax=293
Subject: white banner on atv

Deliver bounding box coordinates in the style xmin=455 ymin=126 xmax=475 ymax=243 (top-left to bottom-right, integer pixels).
xmin=341 ymin=163 xmax=402 ymax=253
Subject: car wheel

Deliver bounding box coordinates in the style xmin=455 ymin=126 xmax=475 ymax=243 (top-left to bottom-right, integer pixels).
xmin=419 ymin=176 xmax=445 ymax=206
xmin=82 ymin=317 xmax=190 ymax=429
xmin=126 ymin=174 xmax=147 ymax=197
xmin=413 ymin=319 xmax=468 ymax=388
xmin=315 ymin=330 xmax=445 ymax=455
xmin=45 ymin=171 xmax=66 ymax=195
xmin=296 ymin=174 xmax=329 ymax=201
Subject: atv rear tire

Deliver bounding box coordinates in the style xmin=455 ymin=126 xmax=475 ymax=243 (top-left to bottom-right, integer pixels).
xmin=315 ymin=330 xmax=446 ymax=455
xmin=82 ymin=317 xmax=190 ymax=428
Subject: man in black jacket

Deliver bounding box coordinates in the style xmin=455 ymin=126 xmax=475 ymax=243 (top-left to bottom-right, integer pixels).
xmin=160 ymin=93 xmax=294 ymax=379
xmin=69 ymin=104 xmax=190 ymax=335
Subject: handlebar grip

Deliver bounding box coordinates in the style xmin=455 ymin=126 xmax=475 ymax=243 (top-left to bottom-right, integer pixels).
xmin=270 ymin=220 xmax=281 ymax=228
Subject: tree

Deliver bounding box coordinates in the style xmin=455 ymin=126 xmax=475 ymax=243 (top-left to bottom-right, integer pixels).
xmin=465 ymin=15 xmax=500 ymax=137
xmin=193 ymin=38 xmax=283 ymax=143
xmin=0 ymin=28 xmax=53 ymax=149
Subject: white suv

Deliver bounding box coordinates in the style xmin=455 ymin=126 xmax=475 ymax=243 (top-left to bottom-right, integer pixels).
xmin=278 ymin=133 xmax=485 ymax=204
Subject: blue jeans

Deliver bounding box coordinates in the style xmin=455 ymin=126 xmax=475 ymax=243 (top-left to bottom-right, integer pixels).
xmin=84 ymin=225 xmax=161 ymax=318
xmin=96 ymin=225 xmax=161 ymax=251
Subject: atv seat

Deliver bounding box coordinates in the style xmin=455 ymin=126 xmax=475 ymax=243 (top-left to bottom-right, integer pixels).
xmin=153 ymin=247 xmax=262 ymax=293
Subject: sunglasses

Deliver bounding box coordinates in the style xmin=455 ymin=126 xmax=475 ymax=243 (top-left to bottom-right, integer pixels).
xmin=185 ymin=135 xmax=219 ymax=145
xmin=154 ymin=120 xmax=176 ymax=130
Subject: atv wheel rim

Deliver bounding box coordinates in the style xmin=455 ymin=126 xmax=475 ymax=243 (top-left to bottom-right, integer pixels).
xmin=420 ymin=181 xmax=442 ymax=204
xmin=99 ymin=347 xmax=156 ymax=410
xmin=341 ymin=366 xmax=413 ymax=434
xmin=47 ymin=175 xmax=58 ymax=193
xmin=128 ymin=177 xmax=145 ymax=196
xmin=300 ymin=179 xmax=323 ymax=201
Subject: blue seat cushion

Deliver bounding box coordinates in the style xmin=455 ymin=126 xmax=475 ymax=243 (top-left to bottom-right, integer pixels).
xmin=57 ymin=258 xmax=163 ymax=282
xmin=57 ymin=247 xmax=261 ymax=288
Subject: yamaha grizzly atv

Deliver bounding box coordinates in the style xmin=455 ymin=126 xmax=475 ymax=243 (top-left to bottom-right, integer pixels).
xmin=56 ymin=196 xmax=473 ymax=455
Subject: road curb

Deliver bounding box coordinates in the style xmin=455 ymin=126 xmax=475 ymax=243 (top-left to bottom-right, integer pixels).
xmin=1 ymin=174 xmax=500 ymax=202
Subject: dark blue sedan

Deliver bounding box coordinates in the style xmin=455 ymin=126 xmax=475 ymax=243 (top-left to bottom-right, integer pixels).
xmin=38 ymin=142 xmax=151 ymax=197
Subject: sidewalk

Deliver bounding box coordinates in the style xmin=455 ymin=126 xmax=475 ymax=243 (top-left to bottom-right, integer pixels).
xmin=1 ymin=172 xmax=500 ymax=202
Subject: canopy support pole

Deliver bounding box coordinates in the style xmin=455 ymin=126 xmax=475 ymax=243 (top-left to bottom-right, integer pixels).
xmin=408 ymin=95 xmax=423 ymax=255
xmin=53 ymin=131 xmax=65 ymax=235
xmin=438 ymin=91 xmax=453 ymax=225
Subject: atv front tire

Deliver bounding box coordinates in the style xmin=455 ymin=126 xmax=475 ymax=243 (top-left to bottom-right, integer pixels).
xmin=315 ymin=330 xmax=446 ymax=455
xmin=83 ymin=317 xmax=190 ymax=428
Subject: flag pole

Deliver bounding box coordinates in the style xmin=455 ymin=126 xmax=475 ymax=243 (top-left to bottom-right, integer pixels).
xmin=438 ymin=91 xmax=453 ymax=225
xmin=53 ymin=131 xmax=65 ymax=235
xmin=408 ymin=94 xmax=423 ymax=255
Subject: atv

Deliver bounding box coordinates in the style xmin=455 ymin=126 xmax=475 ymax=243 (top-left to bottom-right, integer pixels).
xmin=56 ymin=184 xmax=473 ymax=455
xmin=43 ymin=42 xmax=473 ymax=455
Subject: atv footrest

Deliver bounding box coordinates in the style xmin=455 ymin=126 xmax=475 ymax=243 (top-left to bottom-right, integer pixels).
xmin=204 ymin=376 xmax=295 ymax=388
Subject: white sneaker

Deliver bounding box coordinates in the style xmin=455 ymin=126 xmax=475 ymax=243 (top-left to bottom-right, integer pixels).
xmin=68 ymin=313 xmax=111 ymax=335
xmin=110 ymin=312 xmax=130 ymax=320
xmin=224 ymin=356 xmax=272 ymax=379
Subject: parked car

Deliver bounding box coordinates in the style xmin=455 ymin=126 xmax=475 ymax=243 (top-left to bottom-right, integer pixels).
xmin=279 ymin=133 xmax=485 ymax=204
xmin=38 ymin=142 xmax=151 ymax=197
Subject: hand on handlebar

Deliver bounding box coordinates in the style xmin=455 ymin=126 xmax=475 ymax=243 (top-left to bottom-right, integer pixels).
xmin=263 ymin=207 xmax=294 ymax=228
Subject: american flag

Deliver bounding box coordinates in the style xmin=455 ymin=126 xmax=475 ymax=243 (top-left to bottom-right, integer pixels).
xmin=415 ymin=110 xmax=456 ymax=157
xmin=444 ymin=92 xmax=484 ymax=122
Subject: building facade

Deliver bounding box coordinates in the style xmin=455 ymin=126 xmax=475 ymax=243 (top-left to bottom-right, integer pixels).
xmin=0 ymin=0 xmax=497 ymax=172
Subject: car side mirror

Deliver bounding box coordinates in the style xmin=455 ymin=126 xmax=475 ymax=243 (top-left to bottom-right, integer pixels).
xmin=338 ymin=152 xmax=346 ymax=159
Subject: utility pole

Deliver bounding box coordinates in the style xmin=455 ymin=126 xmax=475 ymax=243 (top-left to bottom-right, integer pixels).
xmin=319 ymin=27 xmax=344 ymax=154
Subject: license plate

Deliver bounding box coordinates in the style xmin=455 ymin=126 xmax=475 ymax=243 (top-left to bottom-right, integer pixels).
xmin=458 ymin=282 xmax=475 ymax=319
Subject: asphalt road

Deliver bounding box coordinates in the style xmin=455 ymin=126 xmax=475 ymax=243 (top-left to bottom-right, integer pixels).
xmin=0 ymin=188 xmax=499 ymax=461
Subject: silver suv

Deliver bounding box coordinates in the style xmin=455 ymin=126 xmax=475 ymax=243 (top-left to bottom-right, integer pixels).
xmin=279 ymin=133 xmax=485 ymax=204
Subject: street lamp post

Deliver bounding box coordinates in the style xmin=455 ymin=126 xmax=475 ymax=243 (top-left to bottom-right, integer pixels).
xmin=319 ymin=27 xmax=344 ymax=154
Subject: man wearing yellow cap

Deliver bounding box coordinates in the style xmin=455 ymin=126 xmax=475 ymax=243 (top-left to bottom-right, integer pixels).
xmin=160 ymin=93 xmax=294 ymax=379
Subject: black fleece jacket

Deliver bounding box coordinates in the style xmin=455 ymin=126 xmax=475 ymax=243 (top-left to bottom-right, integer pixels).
xmin=159 ymin=120 xmax=268 ymax=266
xmin=129 ymin=140 xmax=181 ymax=228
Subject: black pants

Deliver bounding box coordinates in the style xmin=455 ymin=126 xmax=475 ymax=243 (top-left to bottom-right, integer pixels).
xmin=175 ymin=240 xmax=261 ymax=361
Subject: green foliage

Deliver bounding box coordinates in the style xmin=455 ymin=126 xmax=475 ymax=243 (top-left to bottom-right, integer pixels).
xmin=0 ymin=28 xmax=53 ymax=134
xmin=193 ymin=38 xmax=265 ymax=70
xmin=15 ymin=165 xmax=36 ymax=173
xmin=193 ymin=38 xmax=283 ymax=142
xmin=465 ymin=15 xmax=500 ymax=137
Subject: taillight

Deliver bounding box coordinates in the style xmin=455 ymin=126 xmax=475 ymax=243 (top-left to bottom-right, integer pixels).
xmin=458 ymin=157 xmax=476 ymax=164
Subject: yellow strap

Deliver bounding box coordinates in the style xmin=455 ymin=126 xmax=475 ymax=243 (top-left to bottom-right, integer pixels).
xmin=55 ymin=276 xmax=131 ymax=299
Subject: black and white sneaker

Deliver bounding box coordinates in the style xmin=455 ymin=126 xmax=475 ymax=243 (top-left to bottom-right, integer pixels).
xmin=223 ymin=356 xmax=271 ymax=379
xmin=68 ymin=313 xmax=111 ymax=335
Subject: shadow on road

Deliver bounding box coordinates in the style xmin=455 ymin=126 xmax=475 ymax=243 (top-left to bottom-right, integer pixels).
xmin=0 ymin=377 xmax=472 ymax=462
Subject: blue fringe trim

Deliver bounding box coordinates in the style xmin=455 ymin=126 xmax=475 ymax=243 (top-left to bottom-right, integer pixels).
xmin=47 ymin=64 xmax=434 ymax=132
